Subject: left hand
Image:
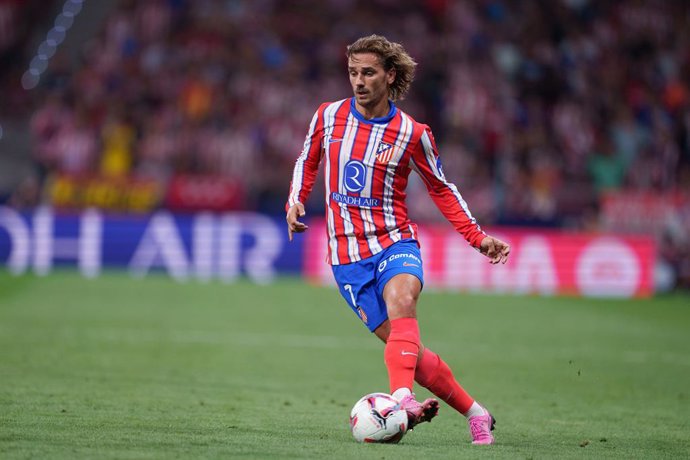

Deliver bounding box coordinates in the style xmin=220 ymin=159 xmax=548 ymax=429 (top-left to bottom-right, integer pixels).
xmin=479 ymin=235 xmax=511 ymax=264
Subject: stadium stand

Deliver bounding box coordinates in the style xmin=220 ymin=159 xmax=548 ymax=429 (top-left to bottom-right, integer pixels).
xmin=0 ymin=0 xmax=688 ymax=287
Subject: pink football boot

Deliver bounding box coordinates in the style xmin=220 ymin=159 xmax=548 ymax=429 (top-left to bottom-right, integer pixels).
xmin=398 ymin=394 xmax=439 ymax=430
xmin=468 ymin=408 xmax=496 ymax=445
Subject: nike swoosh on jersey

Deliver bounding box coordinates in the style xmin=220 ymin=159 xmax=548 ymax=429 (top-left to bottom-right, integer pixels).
xmin=327 ymin=137 xmax=343 ymax=143
xmin=402 ymin=262 xmax=419 ymax=267
xmin=401 ymin=351 xmax=418 ymax=356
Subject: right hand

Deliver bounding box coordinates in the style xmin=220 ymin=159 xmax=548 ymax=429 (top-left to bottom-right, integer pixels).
xmin=286 ymin=202 xmax=309 ymax=241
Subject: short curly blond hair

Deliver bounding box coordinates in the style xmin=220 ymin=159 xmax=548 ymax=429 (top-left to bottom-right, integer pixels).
xmin=346 ymin=35 xmax=417 ymax=101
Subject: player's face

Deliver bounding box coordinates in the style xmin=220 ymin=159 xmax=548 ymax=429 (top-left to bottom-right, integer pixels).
xmin=348 ymin=53 xmax=395 ymax=111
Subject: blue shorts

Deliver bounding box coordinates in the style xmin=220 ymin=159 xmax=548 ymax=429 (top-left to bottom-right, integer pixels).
xmin=331 ymin=239 xmax=424 ymax=332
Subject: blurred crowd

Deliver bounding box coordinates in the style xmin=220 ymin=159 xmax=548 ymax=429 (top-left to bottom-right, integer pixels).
xmin=2 ymin=0 xmax=690 ymax=283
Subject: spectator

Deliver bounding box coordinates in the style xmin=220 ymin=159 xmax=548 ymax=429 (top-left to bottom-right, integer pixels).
xmin=0 ymin=0 xmax=686 ymax=286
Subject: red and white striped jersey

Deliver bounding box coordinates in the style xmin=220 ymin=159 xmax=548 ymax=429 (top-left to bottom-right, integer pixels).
xmin=287 ymin=98 xmax=485 ymax=265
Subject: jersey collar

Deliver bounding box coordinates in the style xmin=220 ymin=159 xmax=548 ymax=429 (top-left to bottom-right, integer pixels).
xmin=349 ymin=97 xmax=397 ymax=124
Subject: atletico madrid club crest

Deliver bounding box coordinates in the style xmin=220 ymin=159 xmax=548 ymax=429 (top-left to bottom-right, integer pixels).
xmin=357 ymin=307 xmax=368 ymax=324
xmin=376 ymin=142 xmax=394 ymax=163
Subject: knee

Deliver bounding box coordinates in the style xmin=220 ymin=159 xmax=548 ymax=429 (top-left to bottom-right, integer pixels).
xmin=383 ymin=274 xmax=422 ymax=318
xmin=386 ymin=288 xmax=419 ymax=317
xmin=393 ymin=290 xmax=418 ymax=310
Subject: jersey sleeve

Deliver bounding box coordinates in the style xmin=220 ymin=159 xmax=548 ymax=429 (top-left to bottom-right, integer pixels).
xmin=410 ymin=125 xmax=486 ymax=249
xmin=286 ymin=104 xmax=326 ymax=210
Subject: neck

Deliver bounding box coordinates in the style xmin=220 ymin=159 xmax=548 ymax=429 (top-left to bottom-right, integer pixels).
xmin=354 ymin=98 xmax=390 ymax=120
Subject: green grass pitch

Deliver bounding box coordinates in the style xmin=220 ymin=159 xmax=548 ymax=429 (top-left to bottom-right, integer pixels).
xmin=1 ymin=271 xmax=688 ymax=459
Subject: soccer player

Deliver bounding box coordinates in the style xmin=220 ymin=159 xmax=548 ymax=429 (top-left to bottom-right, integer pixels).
xmin=286 ymin=35 xmax=510 ymax=445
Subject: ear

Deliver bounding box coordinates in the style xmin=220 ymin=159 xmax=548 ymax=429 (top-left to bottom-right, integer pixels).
xmin=387 ymin=68 xmax=396 ymax=85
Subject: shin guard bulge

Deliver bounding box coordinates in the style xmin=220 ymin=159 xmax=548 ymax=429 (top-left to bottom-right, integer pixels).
xmin=384 ymin=317 xmax=420 ymax=394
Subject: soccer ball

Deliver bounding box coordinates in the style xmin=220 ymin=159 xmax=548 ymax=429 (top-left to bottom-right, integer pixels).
xmin=349 ymin=392 xmax=408 ymax=443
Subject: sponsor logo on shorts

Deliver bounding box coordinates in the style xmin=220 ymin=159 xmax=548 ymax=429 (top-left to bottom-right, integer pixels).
xmin=387 ymin=253 xmax=422 ymax=264
xmin=378 ymin=253 xmax=421 ymax=272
